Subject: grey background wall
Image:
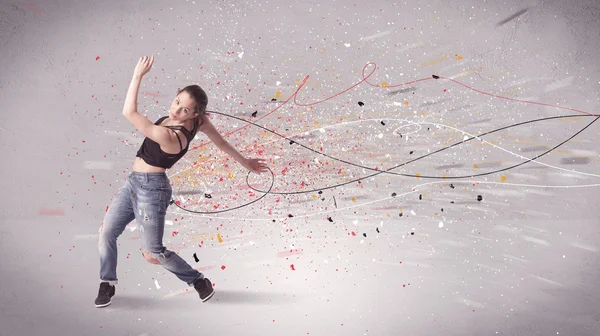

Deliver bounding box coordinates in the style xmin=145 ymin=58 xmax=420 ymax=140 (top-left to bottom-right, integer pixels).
xmin=1 ymin=0 xmax=599 ymax=335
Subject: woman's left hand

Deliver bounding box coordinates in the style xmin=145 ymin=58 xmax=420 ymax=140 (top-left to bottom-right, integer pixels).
xmin=244 ymin=158 xmax=269 ymax=174
xmin=133 ymin=55 xmax=154 ymax=79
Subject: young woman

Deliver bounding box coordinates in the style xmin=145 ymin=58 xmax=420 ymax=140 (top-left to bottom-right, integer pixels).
xmin=96 ymin=55 xmax=268 ymax=308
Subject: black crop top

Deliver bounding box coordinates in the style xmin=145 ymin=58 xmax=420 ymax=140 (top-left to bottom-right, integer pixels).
xmin=136 ymin=116 xmax=195 ymax=169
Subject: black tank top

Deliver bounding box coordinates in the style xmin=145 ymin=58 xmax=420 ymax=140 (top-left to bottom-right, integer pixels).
xmin=136 ymin=116 xmax=195 ymax=169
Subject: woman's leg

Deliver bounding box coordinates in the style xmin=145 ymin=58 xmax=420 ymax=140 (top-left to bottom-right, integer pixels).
xmin=98 ymin=175 xmax=135 ymax=285
xmin=131 ymin=173 xmax=204 ymax=286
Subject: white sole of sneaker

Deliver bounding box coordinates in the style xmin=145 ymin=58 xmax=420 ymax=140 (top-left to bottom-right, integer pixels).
xmin=95 ymin=300 xmax=112 ymax=308
xmin=202 ymin=289 xmax=215 ymax=302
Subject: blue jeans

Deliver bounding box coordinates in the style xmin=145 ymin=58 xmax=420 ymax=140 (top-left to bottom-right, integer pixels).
xmin=98 ymin=172 xmax=203 ymax=286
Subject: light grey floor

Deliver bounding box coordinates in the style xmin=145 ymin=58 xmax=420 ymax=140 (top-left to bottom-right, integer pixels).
xmin=1 ymin=0 xmax=599 ymax=335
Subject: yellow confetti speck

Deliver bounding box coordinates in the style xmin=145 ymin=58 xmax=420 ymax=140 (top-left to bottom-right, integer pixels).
xmin=455 ymin=54 xmax=464 ymax=60
xmin=352 ymin=197 xmax=356 ymax=202
xmin=217 ymin=233 xmax=223 ymax=243
xmin=403 ymin=100 xmax=409 ymax=106
xmin=416 ymin=173 xmax=421 ymax=177
xmin=500 ymin=175 xmax=507 ymax=182
xmin=312 ymin=194 xmax=319 ymax=199
xmin=473 ymin=164 xmax=478 ymax=169
xmin=381 ymin=82 xmax=388 ymax=87
xmin=274 ymin=91 xmax=281 ymax=99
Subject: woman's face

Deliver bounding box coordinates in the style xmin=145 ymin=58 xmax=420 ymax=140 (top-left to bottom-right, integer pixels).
xmin=169 ymin=91 xmax=197 ymax=121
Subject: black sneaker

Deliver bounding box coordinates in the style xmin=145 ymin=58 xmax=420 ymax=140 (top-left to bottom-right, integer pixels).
xmin=193 ymin=277 xmax=214 ymax=302
xmin=95 ymin=282 xmax=115 ymax=308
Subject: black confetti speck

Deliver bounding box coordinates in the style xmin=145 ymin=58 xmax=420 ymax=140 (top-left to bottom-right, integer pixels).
xmin=381 ymin=121 xmax=386 ymax=125
xmin=411 ymin=232 xmax=415 ymax=235
xmin=193 ymin=253 xmax=199 ymax=262
xmin=450 ymin=183 xmax=455 ymax=189
xmin=328 ymin=217 xmax=334 ymax=222
xmin=362 ymin=233 xmax=367 ymax=237
xmin=419 ymin=194 xmax=422 ymax=200
xmin=358 ymin=101 xmax=364 ymax=106
xmin=251 ymin=111 xmax=258 ymax=117
xmin=477 ymin=195 xmax=483 ymax=201
xmin=432 ymin=74 xmax=440 ymax=79
xmin=288 ymin=214 xmax=294 ymax=217
xmin=205 ymin=194 xmax=212 ymax=198
xmin=391 ymin=192 xmax=397 ymax=197
xmin=271 ymin=98 xmax=277 ymax=101
xmin=290 ymin=140 xmax=296 ymax=145
xmin=399 ymin=212 xmax=403 ymax=217
xmin=376 ymin=228 xmax=380 ymax=233
xmin=410 ymin=151 xmax=414 ymax=154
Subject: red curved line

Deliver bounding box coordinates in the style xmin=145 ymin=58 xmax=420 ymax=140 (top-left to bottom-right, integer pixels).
xmin=189 ymin=62 xmax=598 ymax=154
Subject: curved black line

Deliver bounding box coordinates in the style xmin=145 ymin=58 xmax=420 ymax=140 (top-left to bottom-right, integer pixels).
xmin=168 ymin=111 xmax=597 ymax=213
xmin=205 ymin=111 xmax=598 ymax=194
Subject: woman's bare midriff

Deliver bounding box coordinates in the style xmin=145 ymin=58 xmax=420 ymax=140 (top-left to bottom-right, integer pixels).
xmin=132 ymin=157 xmax=169 ymax=173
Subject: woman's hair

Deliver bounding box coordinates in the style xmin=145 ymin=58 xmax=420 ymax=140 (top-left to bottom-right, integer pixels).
xmin=177 ymin=85 xmax=208 ymax=137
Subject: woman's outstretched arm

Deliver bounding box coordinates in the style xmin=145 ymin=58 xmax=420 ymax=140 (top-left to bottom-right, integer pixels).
xmin=200 ymin=117 xmax=268 ymax=174
xmin=121 ymin=56 xmax=174 ymax=147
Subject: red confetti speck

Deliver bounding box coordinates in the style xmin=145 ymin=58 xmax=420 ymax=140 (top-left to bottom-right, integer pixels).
xmin=290 ymin=264 xmax=295 ymax=270
xmin=96 ymin=56 xmax=100 ymax=61
xmin=221 ymin=265 xmax=226 ymax=270
xmin=351 ymin=232 xmax=356 ymax=236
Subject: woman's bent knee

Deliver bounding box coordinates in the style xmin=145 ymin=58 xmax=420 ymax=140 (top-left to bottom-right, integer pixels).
xmin=142 ymin=251 xmax=161 ymax=265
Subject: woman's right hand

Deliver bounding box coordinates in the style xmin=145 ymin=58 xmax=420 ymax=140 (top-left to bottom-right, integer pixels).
xmin=133 ymin=55 xmax=154 ymax=79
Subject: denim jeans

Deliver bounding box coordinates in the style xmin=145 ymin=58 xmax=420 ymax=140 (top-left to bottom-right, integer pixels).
xmin=98 ymin=172 xmax=203 ymax=286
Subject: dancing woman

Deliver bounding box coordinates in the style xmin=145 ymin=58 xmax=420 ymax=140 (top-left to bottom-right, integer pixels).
xmin=96 ymin=55 xmax=268 ymax=308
